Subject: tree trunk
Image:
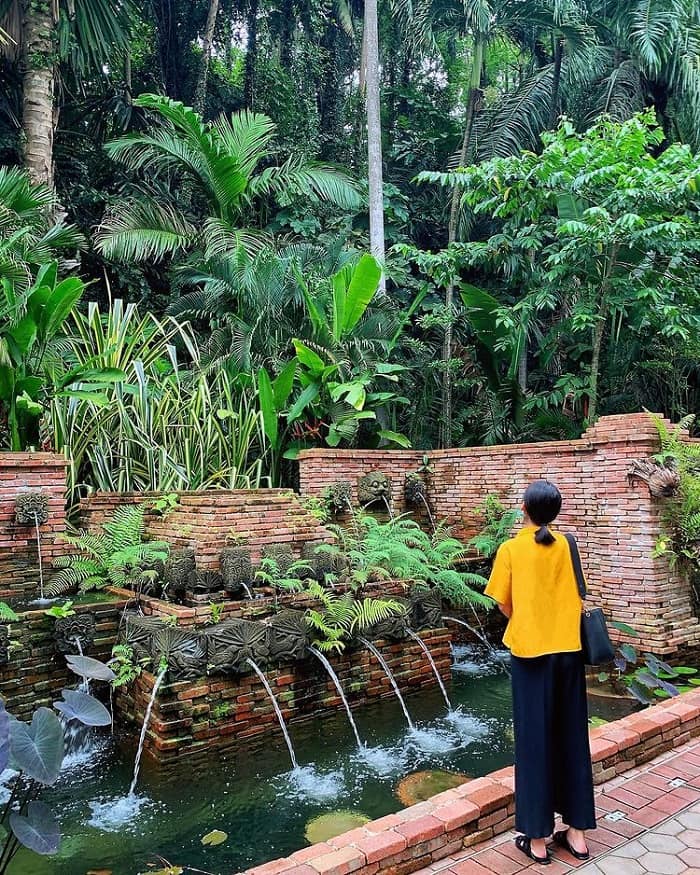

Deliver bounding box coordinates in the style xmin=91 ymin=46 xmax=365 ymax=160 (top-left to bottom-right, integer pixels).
xmin=588 ymin=245 xmax=618 ymax=422
xmin=21 ymin=0 xmax=56 ymax=188
xmin=548 ymin=36 xmax=564 ymax=129
xmin=193 ymin=0 xmax=220 ymax=114
xmin=279 ymin=0 xmax=295 ymax=70
xmin=364 ymin=0 xmax=385 ymax=289
xmin=244 ymin=0 xmax=259 ymax=109
xmin=440 ymin=36 xmax=484 ymax=448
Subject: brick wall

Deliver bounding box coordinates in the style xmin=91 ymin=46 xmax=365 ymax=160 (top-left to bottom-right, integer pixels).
xmin=299 ymin=413 xmax=700 ymax=656
xmin=115 ymin=628 xmax=452 ymax=763
xmin=0 ymin=453 xmax=69 ymax=599
xmin=0 ymin=598 xmax=127 ymax=721
xmin=78 ymin=489 xmax=334 ymax=566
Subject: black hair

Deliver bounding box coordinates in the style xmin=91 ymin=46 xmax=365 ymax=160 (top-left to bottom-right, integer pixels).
xmin=523 ymin=479 xmax=562 ymax=546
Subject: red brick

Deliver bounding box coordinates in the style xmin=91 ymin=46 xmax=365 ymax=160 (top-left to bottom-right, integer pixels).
xmin=354 ymin=830 xmax=407 ymax=864
xmin=308 ymin=846 xmax=366 ymax=875
xmin=433 ymin=800 xmax=480 ymax=831
xmin=395 ymin=815 xmax=445 ymax=844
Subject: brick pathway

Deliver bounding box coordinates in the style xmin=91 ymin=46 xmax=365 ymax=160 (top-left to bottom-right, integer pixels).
xmin=418 ymin=738 xmax=700 ymax=875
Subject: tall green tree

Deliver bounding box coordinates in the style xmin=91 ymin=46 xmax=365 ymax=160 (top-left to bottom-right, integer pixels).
xmin=420 ymin=112 xmax=700 ymax=421
xmin=0 ymin=0 xmax=136 ymax=188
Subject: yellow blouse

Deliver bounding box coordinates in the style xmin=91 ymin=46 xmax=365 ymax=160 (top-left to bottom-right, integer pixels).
xmin=484 ymin=525 xmax=582 ymax=658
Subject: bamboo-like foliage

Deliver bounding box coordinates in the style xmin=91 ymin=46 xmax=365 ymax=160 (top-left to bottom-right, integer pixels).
xmin=45 ymin=299 xmax=270 ymax=508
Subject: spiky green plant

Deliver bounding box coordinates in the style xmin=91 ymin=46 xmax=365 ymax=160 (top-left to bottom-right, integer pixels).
xmin=303 ymin=581 xmax=404 ymax=653
xmin=48 ymin=504 xmax=169 ymax=597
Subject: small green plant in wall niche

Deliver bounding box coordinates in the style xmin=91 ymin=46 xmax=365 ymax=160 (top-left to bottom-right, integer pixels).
xmin=207 ymin=602 xmax=224 ymax=625
xmin=43 ymin=600 xmax=75 ymax=619
xmin=149 ymin=493 xmax=180 ymax=517
xmin=211 ymin=702 xmax=231 ymax=719
xmin=110 ymin=644 xmax=142 ymax=687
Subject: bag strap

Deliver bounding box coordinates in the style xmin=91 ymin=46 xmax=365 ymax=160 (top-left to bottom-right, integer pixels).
xmin=564 ymin=533 xmax=587 ymax=601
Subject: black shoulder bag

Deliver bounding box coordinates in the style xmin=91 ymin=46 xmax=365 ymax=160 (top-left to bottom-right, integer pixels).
xmin=564 ymin=533 xmax=616 ymax=667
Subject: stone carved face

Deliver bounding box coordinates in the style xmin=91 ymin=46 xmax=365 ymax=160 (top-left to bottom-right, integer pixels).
xmin=0 ymin=625 xmax=9 ymax=666
xmin=366 ymin=600 xmax=409 ymax=642
xmin=15 ymin=492 xmax=50 ymax=526
xmin=404 ymin=473 xmax=427 ymax=507
xmin=326 ymin=481 xmax=352 ymax=513
xmin=151 ymin=627 xmax=207 ymax=681
xmin=266 ymin=610 xmax=309 ymax=662
xmin=358 ymin=472 xmax=392 ymax=507
xmin=163 ymin=548 xmax=196 ymax=599
xmin=261 ymin=544 xmax=294 ymax=575
xmin=410 ymin=588 xmax=444 ymax=631
xmin=54 ymin=613 xmax=96 ymax=654
xmin=188 ymin=570 xmax=224 ymax=594
xmin=204 ymin=619 xmax=269 ymax=675
xmin=301 ymin=542 xmax=335 ymax=581
xmin=220 ymin=548 xmax=253 ymax=594
xmin=124 ymin=614 xmax=166 ymax=663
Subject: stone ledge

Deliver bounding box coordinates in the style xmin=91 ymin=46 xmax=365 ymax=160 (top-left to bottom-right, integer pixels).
xmin=244 ymin=689 xmax=700 ymax=875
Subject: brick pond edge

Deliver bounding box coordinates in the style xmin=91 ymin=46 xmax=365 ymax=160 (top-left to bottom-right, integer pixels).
xmin=243 ymin=688 xmax=700 ymax=875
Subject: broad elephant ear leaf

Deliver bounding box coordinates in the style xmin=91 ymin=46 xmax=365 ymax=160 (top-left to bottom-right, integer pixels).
xmin=9 ymin=708 xmax=64 ymax=785
xmin=10 ymin=801 xmax=60 ymax=855
xmin=53 ymin=690 xmax=112 ymax=727
xmin=65 ymin=654 xmax=116 ymax=683
xmin=0 ymin=700 xmax=9 ymax=774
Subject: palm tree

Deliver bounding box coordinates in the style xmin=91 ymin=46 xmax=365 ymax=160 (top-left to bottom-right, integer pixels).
xmin=97 ymin=94 xmax=361 ymax=267
xmin=577 ymin=0 xmax=700 ymax=148
xmin=0 ymin=166 xmax=83 ymax=285
xmin=0 ymin=0 xmax=136 ymax=188
xmin=364 ymin=0 xmax=386 ymax=286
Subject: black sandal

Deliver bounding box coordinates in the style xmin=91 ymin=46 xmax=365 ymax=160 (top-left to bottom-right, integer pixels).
xmin=553 ymin=829 xmax=590 ymax=860
xmin=515 ymin=835 xmax=550 ymax=865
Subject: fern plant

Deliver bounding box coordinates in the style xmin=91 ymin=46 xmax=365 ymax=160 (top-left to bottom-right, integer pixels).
xmin=322 ymin=514 xmax=490 ymax=607
xmin=303 ymin=581 xmax=404 ymax=654
xmin=0 ymin=602 xmax=19 ymax=622
xmin=651 ymin=414 xmax=700 ymax=569
xmin=468 ymin=495 xmax=521 ymax=560
xmin=254 ymin=557 xmax=312 ymax=610
xmin=48 ymin=505 xmax=169 ymax=597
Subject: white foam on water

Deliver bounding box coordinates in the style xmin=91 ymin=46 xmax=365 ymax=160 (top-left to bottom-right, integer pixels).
xmin=408 ymin=727 xmax=459 ymax=753
xmin=355 ymin=744 xmax=406 ymax=776
xmin=87 ymin=793 xmax=150 ymax=832
xmin=444 ymin=708 xmax=490 ymax=740
xmin=285 ymin=765 xmax=345 ymax=801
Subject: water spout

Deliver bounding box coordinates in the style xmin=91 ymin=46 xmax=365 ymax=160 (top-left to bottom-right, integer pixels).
xmin=443 ymin=617 xmax=510 ymax=677
xmin=406 ymin=630 xmax=451 ymax=710
xmin=129 ymin=666 xmax=167 ymax=796
xmin=359 ymin=638 xmax=414 ymax=730
xmin=241 ymin=583 xmax=254 ymax=600
xmin=308 ymin=647 xmax=363 ymax=748
xmin=381 ymin=495 xmax=395 ymax=520
xmin=34 ymin=511 xmax=45 ymax=601
xmin=418 ymin=494 xmax=436 ymax=533
xmin=246 ymin=658 xmax=298 ymax=769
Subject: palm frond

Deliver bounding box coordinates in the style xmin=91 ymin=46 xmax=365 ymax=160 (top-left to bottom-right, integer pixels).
xmin=96 ymin=200 xmax=197 ymax=262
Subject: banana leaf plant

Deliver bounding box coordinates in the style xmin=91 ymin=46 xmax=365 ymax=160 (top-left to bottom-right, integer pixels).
xmin=0 ymin=262 xmax=124 ymax=450
xmin=0 ymin=655 xmax=113 ymax=871
xmin=257 ymin=254 xmax=410 ymax=465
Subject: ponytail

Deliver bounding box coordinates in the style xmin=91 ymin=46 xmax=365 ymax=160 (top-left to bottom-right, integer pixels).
xmin=523 ymin=480 xmax=562 ymax=545
xmin=534 ymin=525 xmax=556 ymax=546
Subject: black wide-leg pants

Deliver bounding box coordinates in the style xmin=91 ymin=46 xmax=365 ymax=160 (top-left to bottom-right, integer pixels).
xmin=511 ymin=650 xmax=597 ymax=838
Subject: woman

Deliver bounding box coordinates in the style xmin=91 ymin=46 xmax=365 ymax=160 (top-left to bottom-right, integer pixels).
xmin=485 ymin=479 xmax=596 ymax=866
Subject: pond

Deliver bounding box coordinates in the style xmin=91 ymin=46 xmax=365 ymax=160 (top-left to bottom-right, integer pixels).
xmin=9 ymin=645 xmax=626 ymax=875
